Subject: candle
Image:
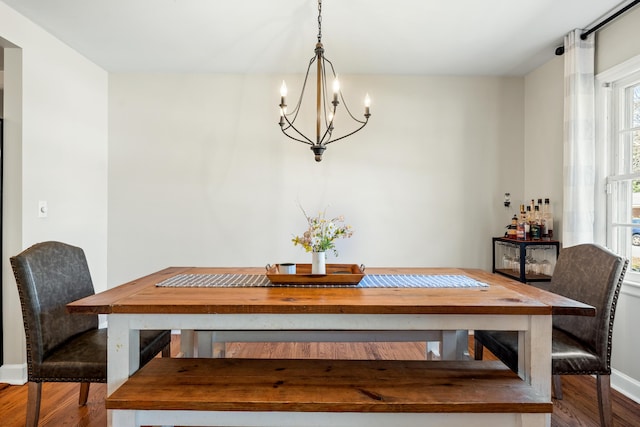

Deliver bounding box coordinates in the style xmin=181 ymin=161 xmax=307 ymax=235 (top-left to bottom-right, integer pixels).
xmin=280 ymin=81 xmax=287 ymax=106
xmin=364 ymin=93 xmax=371 ymax=116
xmin=332 ymin=78 xmax=340 ymax=103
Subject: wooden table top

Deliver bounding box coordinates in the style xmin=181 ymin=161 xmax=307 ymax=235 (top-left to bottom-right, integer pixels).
xmin=67 ymin=267 xmax=595 ymax=317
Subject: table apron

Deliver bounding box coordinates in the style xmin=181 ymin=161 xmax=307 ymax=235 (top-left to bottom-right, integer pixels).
xmin=106 ymin=313 xmax=534 ymax=331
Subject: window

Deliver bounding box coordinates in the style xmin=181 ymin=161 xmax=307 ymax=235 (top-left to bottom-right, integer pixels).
xmin=602 ymin=63 xmax=640 ymax=278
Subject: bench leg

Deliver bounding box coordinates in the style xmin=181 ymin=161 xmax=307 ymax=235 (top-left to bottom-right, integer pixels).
xmin=162 ymin=343 xmax=171 ymax=358
xmin=474 ymin=337 xmax=484 ymax=360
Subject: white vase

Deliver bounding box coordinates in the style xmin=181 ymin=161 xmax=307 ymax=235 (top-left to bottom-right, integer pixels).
xmin=312 ymin=251 xmax=326 ymax=274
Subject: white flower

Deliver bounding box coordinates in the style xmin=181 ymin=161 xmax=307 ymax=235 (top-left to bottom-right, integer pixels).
xmin=292 ymin=206 xmax=354 ymax=255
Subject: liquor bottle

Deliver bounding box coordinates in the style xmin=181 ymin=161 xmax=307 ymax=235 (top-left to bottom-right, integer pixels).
xmin=531 ymin=205 xmax=541 ymax=240
xmin=525 ymin=206 xmax=532 ymax=239
xmin=543 ymin=198 xmax=553 ymax=239
xmin=507 ymin=214 xmax=518 ymax=239
xmin=516 ymin=205 xmax=526 ymax=240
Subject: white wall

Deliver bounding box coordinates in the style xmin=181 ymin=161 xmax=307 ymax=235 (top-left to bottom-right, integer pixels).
xmin=0 ymin=2 xmax=109 ymax=384
xmin=596 ymin=6 xmax=640 ymax=74
xmin=108 ymin=73 xmax=524 ymax=286
xmin=523 ymin=55 xmax=564 ymax=239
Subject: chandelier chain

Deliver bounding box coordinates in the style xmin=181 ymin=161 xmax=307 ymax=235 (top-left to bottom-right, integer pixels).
xmin=317 ymin=0 xmax=322 ymax=43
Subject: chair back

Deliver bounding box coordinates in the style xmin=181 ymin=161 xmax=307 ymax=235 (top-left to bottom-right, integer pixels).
xmin=10 ymin=241 xmax=99 ymax=378
xmin=549 ymin=243 xmax=627 ymax=370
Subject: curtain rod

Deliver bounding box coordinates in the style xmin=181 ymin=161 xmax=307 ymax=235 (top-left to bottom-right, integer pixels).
xmin=555 ymin=0 xmax=640 ymax=55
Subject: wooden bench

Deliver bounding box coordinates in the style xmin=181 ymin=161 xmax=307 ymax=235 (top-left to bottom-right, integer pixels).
xmin=107 ymin=358 xmax=552 ymax=426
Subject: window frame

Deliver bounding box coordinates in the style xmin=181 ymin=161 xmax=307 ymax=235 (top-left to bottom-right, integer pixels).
xmin=597 ymin=55 xmax=640 ymax=284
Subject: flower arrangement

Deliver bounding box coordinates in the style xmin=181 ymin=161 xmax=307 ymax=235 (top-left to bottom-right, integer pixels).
xmin=292 ymin=207 xmax=353 ymax=256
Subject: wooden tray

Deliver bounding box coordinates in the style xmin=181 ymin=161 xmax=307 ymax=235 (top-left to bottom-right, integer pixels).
xmin=265 ymin=263 xmax=365 ymax=286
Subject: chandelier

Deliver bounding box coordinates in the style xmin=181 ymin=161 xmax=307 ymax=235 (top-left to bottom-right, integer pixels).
xmin=278 ymin=0 xmax=371 ymax=162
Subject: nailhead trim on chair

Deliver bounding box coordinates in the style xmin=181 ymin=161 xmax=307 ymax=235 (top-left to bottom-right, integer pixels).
xmin=12 ymin=262 xmax=38 ymax=381
xmin=552 ymin=259 xmax=627 ymax=377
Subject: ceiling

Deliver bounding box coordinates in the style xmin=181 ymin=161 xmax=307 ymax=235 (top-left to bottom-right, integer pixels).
xmin=0 ymin=0 xmax=635 ymax=76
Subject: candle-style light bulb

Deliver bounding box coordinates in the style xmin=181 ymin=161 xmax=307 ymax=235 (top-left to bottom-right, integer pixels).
xmin=364 ymin=93 xmax=371 ymax=117
xmin=332 ymin=77 xmax=340 ymax=103
xmin=279 ymin=81 xmax=287 ymax=121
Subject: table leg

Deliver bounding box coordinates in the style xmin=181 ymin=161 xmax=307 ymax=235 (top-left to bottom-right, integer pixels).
xmin=426 ymin=341 xmax=440 ymax=360
xmin=519 ymin=314 xmax=552 ymax=427
xmin=107 ymin=315 xmax=139 ymax=427
xmin=456 ymin=330 xmax=469 ymax=359
xmin=527 ymin=315 xmax=552 ymax=398
xmin=211 ymin=331 xmax=227 ymax=357
xmin=441 ymin=330 xmax=458 ymax=360
xmin=197 ymin=331 xmax=213 ymax=357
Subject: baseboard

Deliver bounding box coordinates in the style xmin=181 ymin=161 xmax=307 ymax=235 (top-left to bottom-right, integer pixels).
xmin=612 ymin=368 xmax=640 ymax=403
xmin=0 ymin=363 xmax=27 ymax=385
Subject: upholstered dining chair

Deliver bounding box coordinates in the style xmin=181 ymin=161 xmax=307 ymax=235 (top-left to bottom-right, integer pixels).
xmin=474 ymin=243 xmax=627 ymax=427
xmin=11 ymin=241 xmax=171 ymax=427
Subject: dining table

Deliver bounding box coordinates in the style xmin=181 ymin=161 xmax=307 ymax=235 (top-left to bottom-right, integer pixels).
xmin=67 ymin=266 xmax=595 ymax=427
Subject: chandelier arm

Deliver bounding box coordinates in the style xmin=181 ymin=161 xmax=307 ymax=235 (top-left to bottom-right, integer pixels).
xmin=323 ymin=118 xmax=369 ymax=146
xmin=279 ymin=55 xmax=320 ymax=146
xmin=315 ymin=46 xmax=322 ymax=144
xmin=340 ymin=94 xmax=367 ymax=123
xmin=286 ymin=56 xmax=317 ymax=123
xmin=318 ymin=56 xmax=340 ymax=144
xmin=281 ymin=114 xmax=315 ymax=145
xmin=320 ymin=59 xmax=332 ymax=130
xmin=281 ymin=129 xmax=315 ymax=146
xmin=322 ymin=57 xmax=366 ymax=124
xmin=317 ymin=117 xmax=334 ymax=145
xmin=282 ymin=114 xmax=317 ymax=145
xmin=318 ymin=97 xmax=337 ymax=145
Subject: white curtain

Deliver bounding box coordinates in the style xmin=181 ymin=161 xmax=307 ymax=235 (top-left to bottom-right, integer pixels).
xmin=562 ymin=29 xmax=595 ymax=247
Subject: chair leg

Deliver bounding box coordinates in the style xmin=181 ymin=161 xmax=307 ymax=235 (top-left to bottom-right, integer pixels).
xmin=162 ymin=343 xmax=171 ymax=357
xmin=473 ymin=338 xmax=484 ymax=360
xmin=597 ymin=374 xmax=613 ymax=427
xmin=26 ymin=382 xmax=42 ymax=427
xmin=552 ymin=374 xmax=563 ymax=400
xmin=79 ymin=382 xmax=90 ymax=405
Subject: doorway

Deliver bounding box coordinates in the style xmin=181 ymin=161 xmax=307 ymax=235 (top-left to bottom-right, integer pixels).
xmin=1 ymin=46 xmax=4 ymax=366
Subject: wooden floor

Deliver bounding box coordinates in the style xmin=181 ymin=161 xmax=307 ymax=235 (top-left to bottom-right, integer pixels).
xmin=1 ymin=334 xmax=638 ymax=426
